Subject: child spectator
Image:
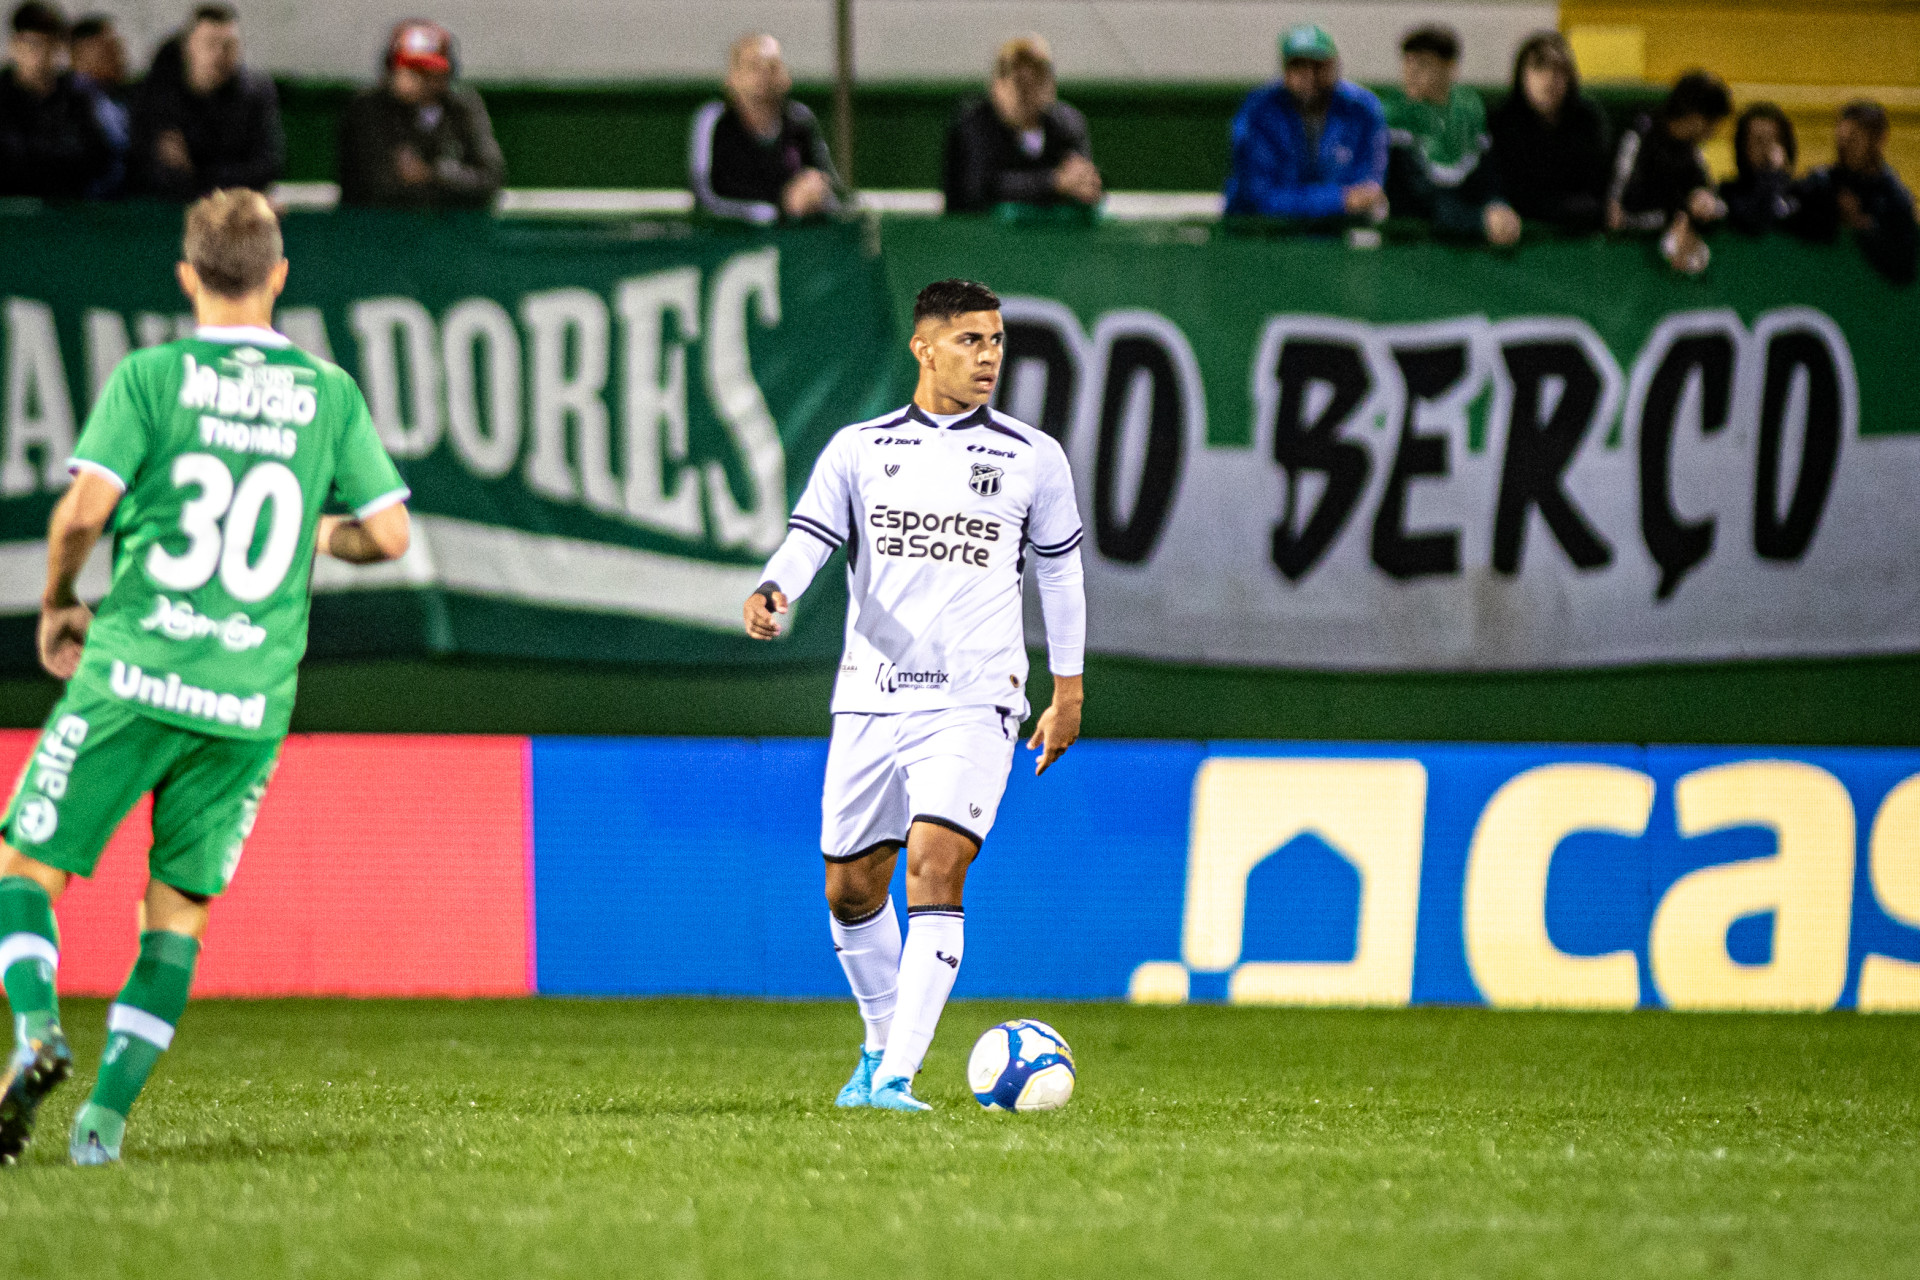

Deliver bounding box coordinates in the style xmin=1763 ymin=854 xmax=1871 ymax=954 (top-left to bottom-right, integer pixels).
xmin=1486 ymin=31 xmax=1610 ymax=234
xmin=689 ymin=32 xmax=843 ymax=224
xmin=943 ymin=35 xmax=1101 ymax=215
xmin=1792 ymin=100 xmax=1917 ymax=285
xmin=1719 ymin=102 xmax=1798 ymax=235
xmin=131 ymin=4 xmax=282 ymax=199
xmin=0 ymin=0 xmax=121 ymax=198
xmin=1379 ymin=24 xmax=1518 ymax=245
xmin=338 ymin=20 xmax=503 ymax=209
xmin=1224 ymin=23 xmax=1387 ymax=223
xmin=1608 ymin=70 xmax=1732 ymax=274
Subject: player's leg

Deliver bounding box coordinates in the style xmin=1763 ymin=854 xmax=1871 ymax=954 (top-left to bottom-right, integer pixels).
xmin=819 ymin=713 xmax=909 ymax=1105
xmin=70 ymin=734 xmax=278 ymax=1165
xmin=0 ymin=697 xmax=168 ymax=1164
xmin=870 ymin=708 xmax=1017 ymax=1109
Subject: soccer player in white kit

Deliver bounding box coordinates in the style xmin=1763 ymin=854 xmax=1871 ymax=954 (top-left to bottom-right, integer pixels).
xmin=742 ymin=279 xmax=1086 ymax=1112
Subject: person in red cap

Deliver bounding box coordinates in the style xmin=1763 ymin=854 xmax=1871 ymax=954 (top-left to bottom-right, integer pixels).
xmin=337 ymin=19 xmax=502 ymax=208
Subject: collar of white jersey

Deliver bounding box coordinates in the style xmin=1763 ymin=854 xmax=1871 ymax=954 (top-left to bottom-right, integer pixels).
xmin=904 ymin=402 xmax=994 ymax=431
xmin=194 ymin=324 xmax=292 ymax=348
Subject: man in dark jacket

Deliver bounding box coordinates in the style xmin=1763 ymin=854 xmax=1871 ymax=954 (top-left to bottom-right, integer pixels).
xmin=131 ymin=3 xmax=282 ymax=200
xmin=338 ymin=20 xmax=503 ymax=209
xmin=1608 ymin=70 xmax=1731 ymax=273
xmin=1224 ymin=23 xmax=1387 ymax=222
xmin=0 ymin=1 xmax=120 ymax=198
xmin=689 ymin=32 xmax=843 ymax=224
xmin=1793 ymin=101 xmax=1917 ymax=285
xmin=943 ymin=35 xmax=1101 ymax=215
xmin=1486 ymin=30 xmax=1610 ymax=233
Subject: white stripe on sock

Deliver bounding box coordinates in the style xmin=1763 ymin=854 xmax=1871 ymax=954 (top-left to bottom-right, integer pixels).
xmin=0 ymin=932 xmax=57 ymax=974
xmin=107 ymin=1003 xmax=175 ymax=1050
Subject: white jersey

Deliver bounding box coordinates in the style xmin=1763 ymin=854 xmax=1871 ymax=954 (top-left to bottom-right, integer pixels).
xmin=761 ymin=401 xmax=1086 ymax=716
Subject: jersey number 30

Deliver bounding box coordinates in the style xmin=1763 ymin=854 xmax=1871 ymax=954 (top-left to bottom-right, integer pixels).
xmin=147 ymin=453 xmax=305 ymax=603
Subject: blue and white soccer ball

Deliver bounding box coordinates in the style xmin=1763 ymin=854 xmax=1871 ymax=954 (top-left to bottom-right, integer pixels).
xmin=968 ymin=1019 xmax=1076 ymax=1112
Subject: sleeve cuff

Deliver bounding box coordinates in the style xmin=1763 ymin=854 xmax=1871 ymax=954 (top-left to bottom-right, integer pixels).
xmin=67 ymin=458 xmax=128 ymax=492
xmin=354 ymin=486 xmax=411 ymax=519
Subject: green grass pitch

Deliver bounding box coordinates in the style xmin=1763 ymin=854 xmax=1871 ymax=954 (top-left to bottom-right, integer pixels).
xmin=2 ymin=998 xmax=1916 ymax=1278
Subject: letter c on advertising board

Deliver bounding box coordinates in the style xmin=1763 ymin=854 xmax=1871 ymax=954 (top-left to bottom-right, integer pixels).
xmin=1651 ymin=762 xmax=1855 ymax=1010
xmin=1465 ymin=764 xmax=1652 ymax=1008
xmin=1164 ymin=758 xmax=1426 ymax=1006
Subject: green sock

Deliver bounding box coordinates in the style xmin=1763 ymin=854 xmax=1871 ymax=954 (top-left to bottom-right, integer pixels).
xmin=89 ymin=930 xmax=199 ymax=1119
xmin=0 ymin=875 xmax=62 ymax=1047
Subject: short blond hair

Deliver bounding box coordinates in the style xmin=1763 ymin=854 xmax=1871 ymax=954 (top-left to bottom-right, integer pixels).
xmin=996 ymin=34 xmax=1053 ymax=78
xmin=182 ymin=189 xmax=283 ymax=298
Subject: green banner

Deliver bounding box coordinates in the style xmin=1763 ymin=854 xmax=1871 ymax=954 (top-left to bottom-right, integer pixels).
xmin=0 ymin=206 xmax=897 ymax=668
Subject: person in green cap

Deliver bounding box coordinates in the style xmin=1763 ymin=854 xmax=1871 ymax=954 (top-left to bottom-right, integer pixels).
xmin=1380 ymin=24 xmax=1521 ymax=245
xmin=1224 ymin=22 xmax=1388 ymax=222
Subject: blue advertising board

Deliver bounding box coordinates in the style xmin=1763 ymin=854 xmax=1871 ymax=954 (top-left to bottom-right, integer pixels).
xmin=529 ymin=739 xmax=1920 ymax=1011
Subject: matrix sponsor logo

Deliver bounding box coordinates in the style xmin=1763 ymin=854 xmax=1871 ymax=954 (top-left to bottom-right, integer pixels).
xmin=178 ymin=353 xmax=318 ymax=426
xmin=109 ymin=659 xmax=267 ymax=730
xmin=874 ymin=663 xmax=949 ymax=693
xmin=140 ymin=596 xmax=268 ymax=652
xmin=867 ymin=505 xmax=1001 ymax=567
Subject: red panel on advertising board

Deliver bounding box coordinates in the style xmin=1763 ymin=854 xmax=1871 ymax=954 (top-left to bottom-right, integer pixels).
xmin=0 ymin=730 xmax=531 ymax=997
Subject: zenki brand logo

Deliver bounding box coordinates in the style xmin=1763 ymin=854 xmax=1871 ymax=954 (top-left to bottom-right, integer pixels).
xmin=873 ymin=663 xmax=950 ymax=693
xmin=140 ymin=595 xmax=268 ymax=652
xmin=969 ymin=463 xmax=1003 ymax=496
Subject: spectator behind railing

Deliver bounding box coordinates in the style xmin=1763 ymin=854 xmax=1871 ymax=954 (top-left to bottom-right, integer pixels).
xmin=1379 ymin=24 xmax=1518 ymax=246
xmin=943 ymin=34 xmax=1101 ymax=216
xmin=337 ymin=20 xmax=502 ymax=210
xmin=690 ymin=32 xmax=843 ymax=225
xmin=1720 ymin=103 xmax=1798 ymax=236
xmin=1224 ymin=23 xmax=1387 ymax=224
xmin=130 ymin=3 xmax=281 ymax=200
xmin=1486 ymin=31 xmax=1610 ymax=234
xmin=1793 ymin=100 xmax=1917 ymax=285
xmin=0 ymin=1 xmax=121 ymax=199
xmin=1608 ymin=70 xmax=1731 ymax=274
xmin=66 ymin=11 xmax=125 ymax=187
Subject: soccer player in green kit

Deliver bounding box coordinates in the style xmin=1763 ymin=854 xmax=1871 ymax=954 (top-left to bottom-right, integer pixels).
xmin=0 ymin=189 xmax=413 ymax=1166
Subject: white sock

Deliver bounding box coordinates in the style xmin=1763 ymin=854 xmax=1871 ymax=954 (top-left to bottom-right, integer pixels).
xmin=875 ymin=907 xmax=963 ymax=1085
xmin=829 ymin=899 xmax=901 ymax=1052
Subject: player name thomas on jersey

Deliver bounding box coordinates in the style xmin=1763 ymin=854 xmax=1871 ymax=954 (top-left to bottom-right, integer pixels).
xmin=64 ymin=327 xmax=408 ymax=741
xmin=763 ymin=402 xmax=1086 ymax=716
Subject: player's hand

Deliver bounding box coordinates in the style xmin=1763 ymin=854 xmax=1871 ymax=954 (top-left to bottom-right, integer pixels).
xmin=1484 ymin=201 xmax=1522 ymax=247
xmin=1054 ymin=153 xmax=1103 ymax=205
xmin=743 ymin=585 xmax=788 ymax=639
xmin=1343 ymin=182 xmax=1386 ymax=217
xmin=782 ymin=169 xmax=832 ymax=218
xmin=37 ymin=599 xmax=93 ymax=681
xmin=1027 ymin=677 xmax=1083 ymax=776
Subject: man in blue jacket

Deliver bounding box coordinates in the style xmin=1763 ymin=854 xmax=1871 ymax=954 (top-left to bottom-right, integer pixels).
xmin=1225 ymin=24 xmax=1388 ymax=222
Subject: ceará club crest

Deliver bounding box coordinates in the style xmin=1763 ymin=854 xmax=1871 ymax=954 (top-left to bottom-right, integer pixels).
xmin=969 ymin=463 xmax=1003 ymax=496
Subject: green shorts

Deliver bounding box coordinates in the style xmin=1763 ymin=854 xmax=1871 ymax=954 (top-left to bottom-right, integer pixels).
xmin=1 ymin=684 xmax=281 ymax=898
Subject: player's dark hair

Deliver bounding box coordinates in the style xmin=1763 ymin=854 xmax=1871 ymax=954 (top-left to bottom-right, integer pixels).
xmin=191 ymin=2 xmax=236 ymax=25
xmin=69 ymin=12 xmax=112 ymax=40
xmin=1400 ymin=25 xmax=1458 ymax=63
xmin=913 ymin=279 xmax=1001 ymax=324
xmin=183 ymin=188 xmax=283 ymax=298
xmin=1841 ymin=99 xmax=1891 ymax=139
xmin=10 ymin=2 xmax=66 ymax=37
xmin=1662 ymin=70 xmax=1732 ymax=124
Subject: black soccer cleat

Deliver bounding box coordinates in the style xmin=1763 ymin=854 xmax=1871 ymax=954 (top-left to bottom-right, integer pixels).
xmin=0 ymin=1031 xmax=74 ymax=1165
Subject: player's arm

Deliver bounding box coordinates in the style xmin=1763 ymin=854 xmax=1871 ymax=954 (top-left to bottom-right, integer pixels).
xmin=38 ymin=470 xmax=123 ymax=679
xmin=743 ymin=437 xmax=851 ymax=639
xmin=316 ymin=503 xmax=410 ymax=565
xmin=1026 ymin=447 xmax=1088 ymax=776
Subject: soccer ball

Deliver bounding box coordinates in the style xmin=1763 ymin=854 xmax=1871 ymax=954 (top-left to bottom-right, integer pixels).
xmin=967 ymin=1019 xmax=1076 ymax=1112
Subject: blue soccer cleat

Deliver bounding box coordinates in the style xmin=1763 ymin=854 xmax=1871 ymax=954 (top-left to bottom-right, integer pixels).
xmin=835 ymin=1047 xmax=884 ymax=1108
xmin=69 ymin=1103 xmax=125 ymax=1166
xmin=0 ymin=1029 xmax=73 ymax=1165
xmin=868 ymin=1074 xmax=931 ymax=1113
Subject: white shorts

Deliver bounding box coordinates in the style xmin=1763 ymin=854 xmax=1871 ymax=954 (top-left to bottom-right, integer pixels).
xmin=820 ymin=705 xmax=1021 ymax=861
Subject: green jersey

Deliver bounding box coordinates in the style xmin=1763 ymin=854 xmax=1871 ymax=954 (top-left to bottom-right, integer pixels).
xmin=66 ymin=325 xmax=407 ymax=741
xmin=1380 ymin=84 xmax=1490 ymax=189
